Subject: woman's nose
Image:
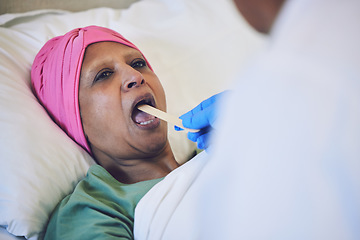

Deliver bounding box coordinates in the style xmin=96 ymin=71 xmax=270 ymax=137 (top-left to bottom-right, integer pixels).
xmin=121 ymin=68 xmax=146 ymax=92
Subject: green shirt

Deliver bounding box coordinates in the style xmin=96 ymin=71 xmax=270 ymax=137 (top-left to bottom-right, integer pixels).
xmin=44 ymin=164 xmax=163 ymax=240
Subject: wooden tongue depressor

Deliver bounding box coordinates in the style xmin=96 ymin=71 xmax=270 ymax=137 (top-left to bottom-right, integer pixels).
xmin=137 ymin=105 xmax=199 ymax=133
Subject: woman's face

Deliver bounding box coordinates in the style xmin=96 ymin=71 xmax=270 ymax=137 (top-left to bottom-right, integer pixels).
xmin=79 ymin=41 xmax=168 ymax=161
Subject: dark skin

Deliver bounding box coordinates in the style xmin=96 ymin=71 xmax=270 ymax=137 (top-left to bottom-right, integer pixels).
xmin=233 ymin=0 xmax=286 ymax=34
xmin=79 ymin=42 xmax=179 ymax=184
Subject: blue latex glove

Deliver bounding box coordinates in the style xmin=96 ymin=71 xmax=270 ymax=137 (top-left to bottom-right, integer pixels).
xmin=175 ymin=91 xmax=227 ymax=150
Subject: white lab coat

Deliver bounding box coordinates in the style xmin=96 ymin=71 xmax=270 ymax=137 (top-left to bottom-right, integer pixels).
xmin=197 ymin=0 xmax=360 ymax=239
xmin=134 ymin=0 xmax=360 ymax=239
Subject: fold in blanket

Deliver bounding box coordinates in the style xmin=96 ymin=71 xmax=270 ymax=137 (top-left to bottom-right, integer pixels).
xmin=134 ymin=151 xmax=209 ymax=240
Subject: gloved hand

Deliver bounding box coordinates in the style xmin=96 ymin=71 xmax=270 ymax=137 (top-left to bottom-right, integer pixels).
xmin=175 ymin=91 xmax=228 ymax=150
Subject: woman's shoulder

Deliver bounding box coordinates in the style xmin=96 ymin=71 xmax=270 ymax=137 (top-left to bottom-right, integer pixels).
xmin=44 ymin=165 xmax=163 ymax=239
xmin=65 ymin=164 xmax=163 ymax=207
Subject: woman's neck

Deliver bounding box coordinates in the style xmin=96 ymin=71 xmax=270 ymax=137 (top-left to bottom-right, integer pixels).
xmin=94 ymin=144 xmax=179 ymax=184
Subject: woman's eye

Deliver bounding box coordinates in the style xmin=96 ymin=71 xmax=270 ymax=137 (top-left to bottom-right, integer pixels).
xmin=94 ymin=70 xmax=113 ymax=83
xmin=131 ymin=59 xmax=147 ymax=69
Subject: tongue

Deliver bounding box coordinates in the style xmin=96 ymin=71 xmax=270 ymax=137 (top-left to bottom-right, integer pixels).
xmin=132 ymin=107 xmax=155 ymax=124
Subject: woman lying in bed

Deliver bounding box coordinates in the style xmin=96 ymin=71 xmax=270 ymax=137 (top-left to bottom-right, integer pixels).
xmin=31 ymin=26 xmax=181 ymax=239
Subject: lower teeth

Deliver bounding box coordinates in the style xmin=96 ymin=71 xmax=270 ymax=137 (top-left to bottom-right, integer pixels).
xmin=139 ymin=119 xmax=154 ymax=125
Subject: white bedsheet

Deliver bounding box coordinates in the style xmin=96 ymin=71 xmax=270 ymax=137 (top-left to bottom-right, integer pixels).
xmin=0 ymin=227 xmax=25 ymax=240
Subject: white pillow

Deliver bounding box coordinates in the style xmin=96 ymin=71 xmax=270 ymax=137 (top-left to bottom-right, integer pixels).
xmin=0 ymin=0 xmax=264 ymax=239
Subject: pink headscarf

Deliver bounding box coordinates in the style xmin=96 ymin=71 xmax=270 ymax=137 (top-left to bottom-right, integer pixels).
xmin=31 ymin=26 xmax=152 ymax=155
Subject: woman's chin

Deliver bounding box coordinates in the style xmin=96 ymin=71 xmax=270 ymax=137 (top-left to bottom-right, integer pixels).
xmin=141 ymin=135 xmax=169 ymax=155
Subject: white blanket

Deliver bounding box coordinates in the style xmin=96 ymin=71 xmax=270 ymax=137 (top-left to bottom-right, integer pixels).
xmin=134 ymin=151 xmax=210 ymax=240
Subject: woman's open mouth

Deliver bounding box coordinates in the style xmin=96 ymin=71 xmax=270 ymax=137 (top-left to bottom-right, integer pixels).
xmin=131 ymin=94 xmax=160 ymax=129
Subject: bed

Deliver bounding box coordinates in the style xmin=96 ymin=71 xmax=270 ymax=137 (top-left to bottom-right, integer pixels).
xmin=0 ymin=0 xmax=264 ymax=239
